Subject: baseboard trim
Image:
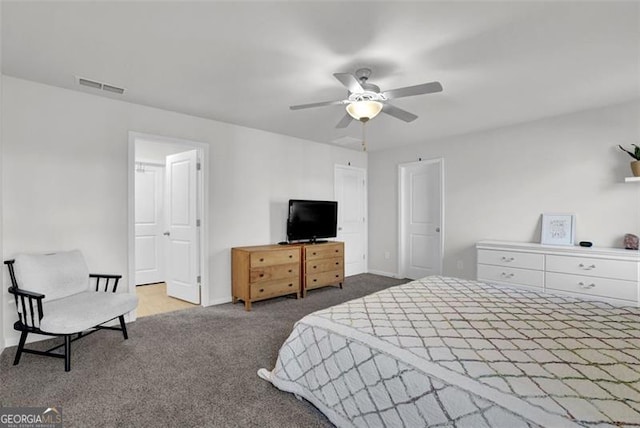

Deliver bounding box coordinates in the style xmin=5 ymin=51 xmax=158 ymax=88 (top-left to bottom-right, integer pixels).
xmin=209 ymin=296 xmax=232 ymax=306
xmin=367 ymin=270 xmax=401 ymax=279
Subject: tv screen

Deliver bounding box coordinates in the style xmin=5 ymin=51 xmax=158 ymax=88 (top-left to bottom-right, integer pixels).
xmin=287 ymin=200 xmax=338 ymax=242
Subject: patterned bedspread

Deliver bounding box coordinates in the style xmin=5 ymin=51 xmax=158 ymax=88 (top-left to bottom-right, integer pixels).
xmin=259 ymin=276 xmax=640 ymax=427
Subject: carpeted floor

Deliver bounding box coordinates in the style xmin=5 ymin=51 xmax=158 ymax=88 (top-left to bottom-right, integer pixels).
xmin=0 ymin=274 xmax=406 ymax=427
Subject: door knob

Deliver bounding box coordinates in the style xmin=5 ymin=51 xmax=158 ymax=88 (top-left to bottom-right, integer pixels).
xmin=435 ymin=227 xmax=440 ymax=232
xmin=163 ymin=232 xmax=170 ymax=236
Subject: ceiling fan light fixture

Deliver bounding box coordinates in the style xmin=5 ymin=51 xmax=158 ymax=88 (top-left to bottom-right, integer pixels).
xmin=346 ymin=100 xmax=383 ymax=122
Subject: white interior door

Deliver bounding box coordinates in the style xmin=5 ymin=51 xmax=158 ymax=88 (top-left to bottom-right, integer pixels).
xmin=335 ymin=165 xmax=367 ymax=276
xmin=134 ymin=164 xmax=165 ymax=285
xmin=165 ymin=150 xmax=200 ymax=304
xmin=399 ymin=159 xmax=443 ymax=279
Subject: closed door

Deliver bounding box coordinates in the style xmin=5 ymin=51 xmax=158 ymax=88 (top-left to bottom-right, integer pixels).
xmin=134 ymin=164 xmax=165 ymax=285
xmin=398 ymin=159 xmax=443 ymax=279
xmin=165 ymin=150 xmax=200 ymax=304
xmin=335 ymin=165 xmax=367 ymax=276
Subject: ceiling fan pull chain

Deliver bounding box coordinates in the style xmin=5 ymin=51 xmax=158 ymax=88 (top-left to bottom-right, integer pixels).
xmin=361 ymin=122 xmax=367 ymax=152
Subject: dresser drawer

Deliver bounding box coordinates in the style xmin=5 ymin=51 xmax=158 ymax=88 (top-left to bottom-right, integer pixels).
xmin=250 ymin=263 xmax=299 ymax=283
xmin=250 ymin=249 xmax=299 ymax=267
xmin=305 ymin=244 xmax=344 ymax=261
xmin=307 ymin=270 xmax=343 ymax=289
xmin=546 ymin=272 xmax=637 ymax=302
xmin=546 ymin=255 xmax=638 ymax=281
xmin=477 ymin=264 xmax=544 ymax=289
xmin=305 ymin=257 xmax=343 ymax=274
xmin=477 ymin=249 xmax=544 ymax=270
xmin=250 ymin=278 xmax=298 ymax=300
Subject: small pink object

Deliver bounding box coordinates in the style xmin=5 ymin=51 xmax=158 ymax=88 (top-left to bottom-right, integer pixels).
xmin=624 ymin=233 xmax=639 ymax=250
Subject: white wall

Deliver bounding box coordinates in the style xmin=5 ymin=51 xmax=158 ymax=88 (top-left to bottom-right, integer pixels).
xmin=0 ymin=1 xmax=4 ymax=354
xmin=135 ymin=138 xmax=190 ymax=164
xmin=1 ymin=75 xmax=366 ymax=345
xmin=369 ymin=100 xmax=640 ymax=278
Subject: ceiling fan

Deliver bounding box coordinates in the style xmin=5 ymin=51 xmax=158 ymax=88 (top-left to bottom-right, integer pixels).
xmin=290 ymin=68 xmax=443 ymax=128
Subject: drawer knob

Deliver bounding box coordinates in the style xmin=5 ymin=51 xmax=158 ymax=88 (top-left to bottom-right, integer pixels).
xmin=578 ymin=282 xmax=596 ymax=289
xmin=288 ymin=269 xmax=292 ymax=273
xmin=500 ymin=272 xmax=515 ymax=278
xmin=335 ymin=250 xmax=338 ymax=252
xmin=313 ymin=279 xmax=317 ymax=282
xmin=335 ymin=274 xmax=339 ymax=278
xmin=289 ymin=255 xmax=293 ymax=258
xmin=312 ymin=252 xmax=317 ymax=256
xmin=501 ymin=257 xmax=515 ymax=262
xmin=578 ymin=263 xmax=596 ymax=270
xmin=335 ymin=262 xmax=339 ymax=265
xmin=260 ymin=258 xmax=264 ymax=262
xmin=259 ymin=288 xmax=264 ymax=292
xmin=288 ymin=283 xmax=293 ymax=287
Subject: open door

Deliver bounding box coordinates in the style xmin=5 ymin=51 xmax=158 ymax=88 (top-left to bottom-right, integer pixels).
xmin=165 ymin=150 xmax=200 ymax=304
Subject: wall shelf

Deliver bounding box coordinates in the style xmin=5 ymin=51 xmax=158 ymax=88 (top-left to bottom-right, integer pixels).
xmin=624 ymin=177 xmax=640 ymax=182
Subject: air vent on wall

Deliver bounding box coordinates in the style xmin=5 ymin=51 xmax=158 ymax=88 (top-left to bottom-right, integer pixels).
xmin=76 ymin=76 xmax=126 ymax=95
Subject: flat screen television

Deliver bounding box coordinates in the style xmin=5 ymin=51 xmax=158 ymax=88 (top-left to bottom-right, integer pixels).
xmin=287 ymin=199 xmax=338 ymax=243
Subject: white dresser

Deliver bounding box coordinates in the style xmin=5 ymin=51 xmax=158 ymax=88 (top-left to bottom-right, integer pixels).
xmin=476 ymin=240 xmax=640 ymax=305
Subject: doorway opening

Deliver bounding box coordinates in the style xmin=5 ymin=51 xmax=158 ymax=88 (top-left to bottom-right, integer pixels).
xmin=127 ymin=132 xmax=209 ymax=319
xmin=398 ymin=158 xmax=444 ymax=279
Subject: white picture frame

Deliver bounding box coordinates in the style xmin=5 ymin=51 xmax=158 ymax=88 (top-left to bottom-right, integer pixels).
xmin=541 ymin=213 xmax=576 ymax=246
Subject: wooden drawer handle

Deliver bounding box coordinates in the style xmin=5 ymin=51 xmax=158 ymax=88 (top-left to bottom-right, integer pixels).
xmin=578 ymin=263 xmax=596 ymax=270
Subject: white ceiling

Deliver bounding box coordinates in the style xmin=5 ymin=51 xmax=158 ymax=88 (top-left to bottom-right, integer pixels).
xmin=2 ymin=1 xmax=639 ymax=151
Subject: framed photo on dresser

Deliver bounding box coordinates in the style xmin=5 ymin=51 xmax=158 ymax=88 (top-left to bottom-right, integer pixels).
xmin=541 ymin=213 xmax=576 ymax=246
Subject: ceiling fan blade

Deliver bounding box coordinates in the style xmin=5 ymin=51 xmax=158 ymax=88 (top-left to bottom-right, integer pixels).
xmin=290 ymin=100 xmax=344 ymax=110
xmin=382 ymin=81 xmax=443 ymax=99
xmin=333 ymin=73 xmax=364 ymax=93
xmin=382 ymin=103 xmax=418 ymax=122
xmin=335 ymin=113 xmax=353 ymax=129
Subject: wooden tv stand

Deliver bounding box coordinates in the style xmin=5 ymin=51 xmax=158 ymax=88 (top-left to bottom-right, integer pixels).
xmin=231 ymin=241 xmax=344 ymax=310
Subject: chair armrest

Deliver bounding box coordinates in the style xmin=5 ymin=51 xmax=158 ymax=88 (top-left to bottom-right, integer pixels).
xmin=8 ymin=286 xmax=45 ymax=329
xmin=90 ymin=274 xmax=123 ymax=293
xmin=8 ymin=286 xmax=45 ymax=300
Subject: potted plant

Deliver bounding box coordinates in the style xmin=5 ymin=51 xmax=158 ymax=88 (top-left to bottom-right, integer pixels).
xmin=619 ymin=144 xmax=640 ymax=177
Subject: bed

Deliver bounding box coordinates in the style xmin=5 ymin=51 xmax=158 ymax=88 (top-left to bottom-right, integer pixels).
xmin=258 ymin=276 xmax=640 ymax=427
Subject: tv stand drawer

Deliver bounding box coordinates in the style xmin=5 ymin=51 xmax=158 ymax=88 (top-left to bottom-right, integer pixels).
xmin=305 ymin=243 xmax=344 ymax=261
xmin=250 ymin=249 xmax=299 ymax=267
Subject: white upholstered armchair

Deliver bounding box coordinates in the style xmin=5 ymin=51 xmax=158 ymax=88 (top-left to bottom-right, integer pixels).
xmin=5 ymin=250 xmax=138 ymax=371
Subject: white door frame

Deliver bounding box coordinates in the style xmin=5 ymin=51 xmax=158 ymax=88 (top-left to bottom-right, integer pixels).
xmin=127 ymin=131 xmax=210 ymax=321
xmin=334 ymin=164 xmax=368 ymax=275
xmin=397 ymin=158 xmax=444 ymax=278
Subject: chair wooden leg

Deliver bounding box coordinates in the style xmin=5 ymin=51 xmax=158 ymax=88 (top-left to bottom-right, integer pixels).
xmin=119 ymin=315 xmax=128 ymax=340
xmin=64 ymin=335 xmax=71 ymax=372
xmin=13 ymin=331 xmax=28 ymax=366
